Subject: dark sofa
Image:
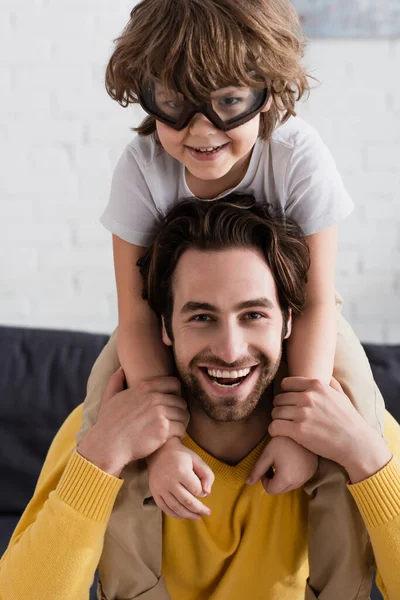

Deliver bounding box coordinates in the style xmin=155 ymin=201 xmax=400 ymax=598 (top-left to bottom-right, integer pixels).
xmin=1 ymin=325 xmax=399 ymax=599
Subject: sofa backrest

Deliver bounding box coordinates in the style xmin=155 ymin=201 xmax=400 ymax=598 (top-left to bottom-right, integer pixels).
xmin=0 ymin=325 xmax=399 ymax=514
xmin=0 ymin=326 xmax=108 ymax=513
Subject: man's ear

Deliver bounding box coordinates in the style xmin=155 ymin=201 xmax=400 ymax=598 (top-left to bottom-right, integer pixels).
xmin=283 ymin=310 xmax=292 ymax=340
xmin=161 ymin=316 xmax=173 ymax=346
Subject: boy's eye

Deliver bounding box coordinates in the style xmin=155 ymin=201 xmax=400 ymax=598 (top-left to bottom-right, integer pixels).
xmin=219 ymin=97 xmax=242 ymax=107
xmin=163 ymin=100 xmax=182 ymax=111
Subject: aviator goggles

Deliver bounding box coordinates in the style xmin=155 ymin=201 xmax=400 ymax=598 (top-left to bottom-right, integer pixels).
xmin=138 ymin=80 xmax=270 ymax=131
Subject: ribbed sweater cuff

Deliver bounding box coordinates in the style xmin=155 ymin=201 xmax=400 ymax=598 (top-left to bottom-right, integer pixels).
xmin=348 ymin=458 xmax=400 ymax=528
xmin=56 ymin=450 xmax=123 ymax=523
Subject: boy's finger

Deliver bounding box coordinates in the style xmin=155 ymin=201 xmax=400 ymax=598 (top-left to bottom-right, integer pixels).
xmin=192 ymin=455 xmax=215 ymax=495
xmin=174 ymin=485 xmax=211 ymax=516
xmin=163 ymin=492 xmax=202 ymax=520
xmin=262 ymin=474 xmax=291 ymax=496
xmin=246 ymin=447 xmax=274 ymax=485
xmin=156 ymin=496 xmax=184 ymax=520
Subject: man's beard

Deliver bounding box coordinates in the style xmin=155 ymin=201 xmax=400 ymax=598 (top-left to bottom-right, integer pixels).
xmin=175 ymin=348 xmax=282 ymax=423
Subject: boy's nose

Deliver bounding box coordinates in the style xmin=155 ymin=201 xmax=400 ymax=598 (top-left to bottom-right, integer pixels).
xmin=188 ymin=112 xmax=218 ymax=135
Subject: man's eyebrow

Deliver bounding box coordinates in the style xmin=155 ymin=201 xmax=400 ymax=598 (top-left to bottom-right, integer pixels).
xmin=180 ymin=297 xmax=274 ymax=315
xmin=180 ymin=301 xmax=219 ymax=315
xmin=233 ymin=297 xmax=275 ymax=311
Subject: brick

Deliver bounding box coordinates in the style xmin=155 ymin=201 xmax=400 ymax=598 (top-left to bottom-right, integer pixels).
xmin=363 ymin=195 xmax=400 ymax=221
xmin=72 ymin=221 xmax=111 ymax=247
xmin=336 ymin=248 xmax=362 ymax=276
xmin=31 ymin=291 xmax=109 ymax=319
xmin=0 ymin=221 xmax=71 ymax=246
xmin=37 ymin=247 xmax=113 ymax=272
xmin=386 ymin=324 xmax=400 ymax=344
xmin=351 ymin=321 xmax=387 ymax=344
xmin=0 ymin=248 xmax=38 ymax=277
xmin=366 ymin=143 xmax=400 ymax=172
xmin=351 ymin=278 xmax=400 ymax=320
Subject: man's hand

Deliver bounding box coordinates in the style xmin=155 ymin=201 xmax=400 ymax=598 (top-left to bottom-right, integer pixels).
xmin=269 ymin=376 xmax=392 ymax=483
xmin=147 ymin=439 xmax=214 ymax=520
xmin=77 ymin=369 xmax=189 ymax=478
xmin=246 ymin=436 xmax=318 ymax=493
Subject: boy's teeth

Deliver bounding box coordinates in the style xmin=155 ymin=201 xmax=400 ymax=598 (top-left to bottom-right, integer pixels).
xmin=194 ymin=145 xmax=222 ymax=153
xmin=207 ymin=367 xmax=251 ymax=378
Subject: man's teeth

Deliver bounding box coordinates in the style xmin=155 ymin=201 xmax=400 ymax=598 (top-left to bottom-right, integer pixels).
xmin=207 ymin=367 xmax=251 ymax=378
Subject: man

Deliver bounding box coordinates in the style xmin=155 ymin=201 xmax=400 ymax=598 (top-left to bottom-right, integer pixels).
xmin=0 ymin=196 xmax=399 ymax=600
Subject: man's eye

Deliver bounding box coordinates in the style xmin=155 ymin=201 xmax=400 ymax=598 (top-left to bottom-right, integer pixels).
xmin=191 ymin=314 xmax=213 ymax=322
xmin=243 ymin=312 xmax=264 ymax=320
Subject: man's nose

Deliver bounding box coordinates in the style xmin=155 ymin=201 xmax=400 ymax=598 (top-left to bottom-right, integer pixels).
xmin=209 ymin=324 xmax=247 ymax=365
xmin=188 ymin=112 xmax=217 ymax=135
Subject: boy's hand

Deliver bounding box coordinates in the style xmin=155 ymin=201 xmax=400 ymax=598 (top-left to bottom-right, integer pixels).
xmin=247 ymin=436 xmax=318 ymax=494
xmin=147 ymin=438 xmax=214 ymax=520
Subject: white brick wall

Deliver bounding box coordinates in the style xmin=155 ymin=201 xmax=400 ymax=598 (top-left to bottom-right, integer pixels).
xmin=1 ymin=2 xmax=399 ymax=342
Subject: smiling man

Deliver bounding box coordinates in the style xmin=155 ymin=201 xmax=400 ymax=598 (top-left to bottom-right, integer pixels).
xmin=1 ymin=196 xmax=399 ymax=600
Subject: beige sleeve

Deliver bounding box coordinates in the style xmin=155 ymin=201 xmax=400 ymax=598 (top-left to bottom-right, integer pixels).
xmin=76 ymin=328 xmax=120 ymax=446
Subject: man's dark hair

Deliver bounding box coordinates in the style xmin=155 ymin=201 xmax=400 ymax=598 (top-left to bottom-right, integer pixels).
xmin=138 ymin=194 xmax=310 ymax=339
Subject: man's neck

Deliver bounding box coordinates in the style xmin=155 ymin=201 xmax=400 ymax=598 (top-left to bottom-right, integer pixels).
xmin=186 ymin=390 xmax=273 ymax=465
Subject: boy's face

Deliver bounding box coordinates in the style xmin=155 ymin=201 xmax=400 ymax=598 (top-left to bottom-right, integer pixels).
xmin=155 ymin=89 xmax=272 ymax=189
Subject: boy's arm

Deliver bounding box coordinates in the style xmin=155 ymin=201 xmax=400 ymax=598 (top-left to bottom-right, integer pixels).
xmin=286 ymin=225 xmax=338 ymax=383
xmin=112 ymin=234 xmax=173 ymax=388
xmin=0 ymin=404 xmax=122 ymax=600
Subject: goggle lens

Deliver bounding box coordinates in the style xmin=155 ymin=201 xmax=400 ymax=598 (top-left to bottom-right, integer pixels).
xmin=139 ymin=80 xmax=269 ymax=131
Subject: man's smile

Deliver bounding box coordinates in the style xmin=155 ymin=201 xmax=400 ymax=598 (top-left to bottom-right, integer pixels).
xmin=196 ymin=364 xmax=260 ymax=395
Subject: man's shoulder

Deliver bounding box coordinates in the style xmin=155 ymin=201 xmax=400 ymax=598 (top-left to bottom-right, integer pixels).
xmin=384 ymin=410 xmax=400 ymax=458
xmin=43 ymin=404 xmax=84 ymax=472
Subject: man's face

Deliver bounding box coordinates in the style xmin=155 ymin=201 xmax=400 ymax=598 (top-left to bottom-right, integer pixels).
xmin=162 ymin=247 xmax=291 ymax=422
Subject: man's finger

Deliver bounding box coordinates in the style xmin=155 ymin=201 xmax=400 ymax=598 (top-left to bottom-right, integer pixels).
xmin=246 ymin=445 xmax=274 ymax=485
xmin=192 ymin=454 xmax=215 ymax=496
xmin=167 ymin=420 xmax=188 ymax=441
xmin=151 ymin=392 xmax=188 ymax=411
xmin=273 ymin=392 xmax=299 ymax=407
xmin=271 ymin=406 xmax=298 ymax=422
xmin=268 ymin=419 xmax=297 ymax=441
xmin=103 ymin=367 xmax=126 ymax=403
xmin=329 ymin=377 xmax=344 ymax=394
xmin=142 ymin=375 xmax=182 ymax=395
xmin=280 ymin=377 xmax=312 ymax=393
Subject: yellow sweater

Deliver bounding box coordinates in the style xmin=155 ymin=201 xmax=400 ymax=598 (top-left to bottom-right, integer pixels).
xmin=1 ymin=404 xmax=400 ymax=600
xmin=163 ymin=436 xmax=309 ymax=599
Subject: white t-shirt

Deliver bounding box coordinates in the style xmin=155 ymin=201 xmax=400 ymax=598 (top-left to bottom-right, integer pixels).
xmin=101 ymin=116 xmax=353 ymax=247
